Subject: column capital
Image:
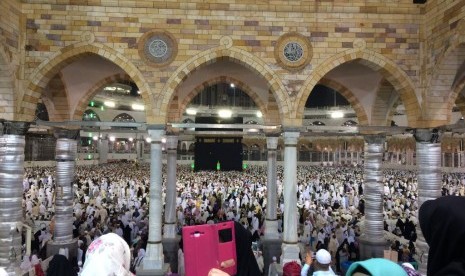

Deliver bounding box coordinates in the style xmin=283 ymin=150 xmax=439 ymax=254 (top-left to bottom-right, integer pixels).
xmin=414 ymin=128 xmax=440 ymax=143
xmin=266 ymin=136 xmax=279 ymax=150
xmin=363 ymin=134 xmax=386 ymax=144
xmin=0 ymin=120 xmax=30 ymax=135
xmin=165 ymin=135 xmax=178 ymax=150
xmin=53 ymin=128 xmax=80 ymax=140
xmin=165 ymin=125 xmax=180 ymax=135
xmin=147 ymin=126 xmax=165 ymax=141
xmin=283 ymin=131 xmax=300 ymax=146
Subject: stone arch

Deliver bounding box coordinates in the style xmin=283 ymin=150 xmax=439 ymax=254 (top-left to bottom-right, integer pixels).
xmin=41 ymin=73 xmax=71 ymax=122
xmin=371 ymin=79 xmax=400 ymax=126
xmin=317 ymin=78 xmax=369 ymax=125
xmin=436 ymin=30 xmax=465 ymax=122
xmin=21 ymin=42 xmax=152 ymax=122
xmin=168 ymin=76 xmax=270 ymax=124
xmin=297 ymin=49 xmax=420 ymax=126
xmin=72 ymin=73 xmax=132 ymax=120
xmin=113 ymin=112 xmax=136 ymax=122
xmin=159 ymin=46 xmax=290 ymax=125
xmin=456 ymin=93 xmax=465 ymax=119
xmin=83 ymin=109 xmax=101 ymax=121
xmin=0 ymin=43 xmax=15 ymax=120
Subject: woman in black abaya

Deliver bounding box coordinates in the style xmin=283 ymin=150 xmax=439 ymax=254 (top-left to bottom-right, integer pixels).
xmin=419 ymin=196 xmax=465 ymax=276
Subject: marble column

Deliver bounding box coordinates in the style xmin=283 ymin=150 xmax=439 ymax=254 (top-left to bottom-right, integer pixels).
xmin=262 ymin=135 xmax=281 ymax=276
xmin=31 ymin=139 xmax=39 ymax=161
xmin=98 ymin=137 xmax=108 ymax=164
xmin=359 ymin=134 xmax=386 ymax=259
xmin=0 ymin=121 xmax=29 ymax=276
xmin=162 ymin=135 xmax=180 ymax=274
xmin=138 ymin=127 xmax=169 ymax=275
xmin=47 ymin=129 xmax=79 ymax=259
xmin=281 ymin=131 xmax=300 ymax=265
xmin=136 ymin=138 xmax=145 ymax=161
xmin=414 ymin=129 xmax=442 ymax=275
xmin=163 ymin=135 xmax=178 ymax=239
xmin=264 ymin=136 xmax=279 ymax=239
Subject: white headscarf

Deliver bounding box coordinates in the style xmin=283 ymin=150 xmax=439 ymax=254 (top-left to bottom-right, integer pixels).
xmin=20 ymin=255 xmax=32 ymax=271
xmin=81 ymin=233 xmax=133 ymax=276
xmin=31 ymin=255 xmax=40 ymax=266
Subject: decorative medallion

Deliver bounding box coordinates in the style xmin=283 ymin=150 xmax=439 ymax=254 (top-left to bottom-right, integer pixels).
xmin=148 ymin=39 xmax=168 ymax=58
xmin=220 ymin=36 xmax=233 ymax=49
xmin=353 ymin=38 xmax=367 ymax=50
xmin=283 ymin=42 xmax=303 ymax=62
xmin=81 ymin=31 xmax=95 ymax=43
xmin=138 ymin=31 xmax=177 ymax=67
xmin=275 ymin=32 xmax=312 ymax=71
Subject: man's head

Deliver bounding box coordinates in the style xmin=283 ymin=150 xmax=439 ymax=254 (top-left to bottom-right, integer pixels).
xmin=315 ymin=249 xmax=332 ymax=270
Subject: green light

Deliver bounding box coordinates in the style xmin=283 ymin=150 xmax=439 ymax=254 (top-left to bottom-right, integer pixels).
xmin=87 ymin=154 xmax=92 ymax=159
xmin=88 ymin=133 xmax=92 ymax=137
xmin=243 ymin=163 xmax=248 ymax=169
xmin=88 ymin=140 xmax=91 ymax=145
xmin=216 ymin=161 xmax=220 ymax=171
xmin=100 ymin=106 xmax=104 ymax=111
xmin=191 ymin=163 xmax=195 ymax=169
xmin=90 ymin=101 xmax=94 ymax=107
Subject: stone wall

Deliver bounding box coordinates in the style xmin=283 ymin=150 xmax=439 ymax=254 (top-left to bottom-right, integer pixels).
xmin=0 ymin=0 xmax=21 ymax=120
xmin=3 ymin=0 xmax=465 ymax=128
xmin=13 ymin=0 xmax=425 ymax=124
xmin=422 ymin=1 xmax=465 ymax=125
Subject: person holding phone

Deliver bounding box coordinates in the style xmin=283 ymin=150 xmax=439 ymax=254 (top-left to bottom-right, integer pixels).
xmin=301 ymin=249 xmax=336 ymax=276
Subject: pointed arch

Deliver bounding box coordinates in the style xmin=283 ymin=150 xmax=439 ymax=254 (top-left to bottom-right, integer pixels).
xmin=0 ymin=43 xmax=15 ymax=120
xmin=158 ymin=46 xmax=290 ymax=125
xmin=296 ymin=49 xmax=420 ymax=126
xmin=83 ymin=109 xmax=101 ymax=121
xmin=41 ymin=73 xmax=71 ymax=121
xmin=113 ymin=113 xmax=136 ymax=122
xmin=433 ymin=28 xmax=465 ymax=122
xmin=72 ymin=73 xmax=132 ymax=120
xmin=168 ymin=76 xmax=271 ymax=124
xmin=21 ymin=42 xmax=152 ymax=122
xmin=317 ymin=78 xmax=369 ymax=125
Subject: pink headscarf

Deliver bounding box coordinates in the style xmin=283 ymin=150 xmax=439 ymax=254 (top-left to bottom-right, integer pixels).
xmin=81 ymin=233 xmax=134 ymax=276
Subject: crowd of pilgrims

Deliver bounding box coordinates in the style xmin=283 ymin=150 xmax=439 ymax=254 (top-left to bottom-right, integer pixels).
xmin=19 ymin=162 xmax=465 ymax=275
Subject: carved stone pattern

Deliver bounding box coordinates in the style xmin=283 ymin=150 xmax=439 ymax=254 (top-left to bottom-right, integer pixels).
xmin=139 ymin=31 xmax=177 ymax=67
xmin=148 ymin=39 xmax=168 ymax=58
xmin=274 ymin=32 xmax=312 ymax=71
xmin=283 ymin=42 xmax=303 ymax=62
xmin=144 ymin=36 xmax=172 ymax=63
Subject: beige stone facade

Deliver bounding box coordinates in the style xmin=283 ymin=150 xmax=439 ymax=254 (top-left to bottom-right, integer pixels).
xmin=0 ymin=0 xmax=464 ymax=128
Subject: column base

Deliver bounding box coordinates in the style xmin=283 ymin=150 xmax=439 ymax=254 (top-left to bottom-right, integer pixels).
xmin=358 ymin=237 xmax=387 ymax=259
xmin=415 ymin=236 xmax=429 ymax=275
xmin=262 ymin=238 xmax=282 ymax=276
xmin=264 ymin=220 xmax=280 ymax=239
xmin=143 ymin=242 xmax=165 ymax=270
xmin=281 ymin=242 xmax=300 ymax=265
xmin=136 ymin=263 xmax=169 ymax=276
xmin=163 ymin=223 xmax=177 ymax=239
xmin=162 ymin=237 xmax=181 ymax=273
xmin=46 ymin=239 xmax=78 ymax=260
